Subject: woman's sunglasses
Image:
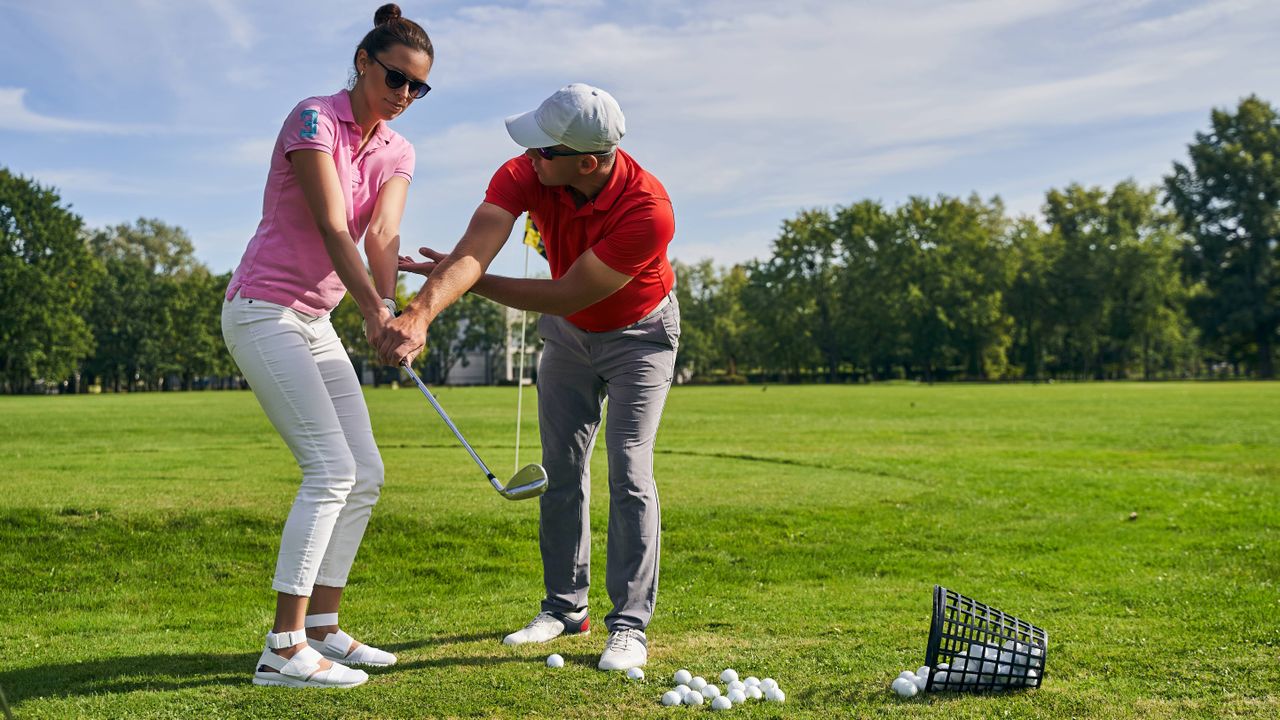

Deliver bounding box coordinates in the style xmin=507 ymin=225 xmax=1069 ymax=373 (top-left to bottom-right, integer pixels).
xmin=371 ymin=55 xmax=431 ymax=99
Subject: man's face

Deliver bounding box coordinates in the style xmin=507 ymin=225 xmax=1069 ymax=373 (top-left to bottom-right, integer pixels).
xmin=525 ymin=146 xmax=590 ymax=187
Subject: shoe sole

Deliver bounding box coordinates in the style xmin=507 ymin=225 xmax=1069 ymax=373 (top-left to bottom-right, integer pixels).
xmin=503 ymin=628 xmax=590 ymax=646
xmin=597 ymin=658 xmax=646 ymax=671
xmin=252 ymin=672 xmax=368 ymax=689
xmin=316 ymin=653 xmax=397 ymax=668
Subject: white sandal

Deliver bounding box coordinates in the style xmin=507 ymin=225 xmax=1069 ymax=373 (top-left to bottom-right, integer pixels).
xmin=252 ymin=629 xmax=369 ymax=688
xmin=305 ymin=613 xmax=398 ymax=667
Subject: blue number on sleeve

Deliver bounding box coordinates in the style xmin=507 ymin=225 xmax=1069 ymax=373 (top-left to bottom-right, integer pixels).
xmin=299 ymin=109 xmax=319 ymax=140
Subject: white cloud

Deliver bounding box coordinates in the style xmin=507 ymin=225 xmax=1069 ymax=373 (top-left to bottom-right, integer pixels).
xmin=4 ymin=0 xmax=1280 ymax=271
xmin=0 ymin=88 xmax=152 ymax=134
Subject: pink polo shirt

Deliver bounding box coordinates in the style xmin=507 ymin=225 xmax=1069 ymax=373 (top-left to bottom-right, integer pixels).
xmin=226 ymin=90 xmax=415 ymax=316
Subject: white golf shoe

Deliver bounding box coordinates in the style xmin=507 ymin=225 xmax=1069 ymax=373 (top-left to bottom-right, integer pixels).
xmin=597 ymin=628 xmax=647 ymax=671
xmin=503 ymin=609 xmax=590 ymax=646
xmin=252 ymin=629 xmax=368 ymax=688
xmin=304 ymin=613 xmax=397 ymax=667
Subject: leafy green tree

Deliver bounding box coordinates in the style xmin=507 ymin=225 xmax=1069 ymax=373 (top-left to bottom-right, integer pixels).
xmin=893 ymin=195 xmax=1012 ymax=380
xmin=833 ymin=200 xmax=905 ymax=380
xmin=1005 ymin=217 xmax=1063 ymax=380
xmin=673 ymin=259 xmax=751 ymax=380
xmin=1166 ymin=95 xmax=1280 ymax=377
xmin=0 ymin=169 xmax=101 ymax=393
xmin=426 ymin=293 xmax=507 ymax=384
xmin=84 ymin=219 xmax=203 ymax=391
xmin=743 ymin=209 xmax=842 ymax=381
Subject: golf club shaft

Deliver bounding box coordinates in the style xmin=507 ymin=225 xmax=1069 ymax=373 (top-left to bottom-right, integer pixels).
xmin=401 ymin=363 xmax=500 ymax=488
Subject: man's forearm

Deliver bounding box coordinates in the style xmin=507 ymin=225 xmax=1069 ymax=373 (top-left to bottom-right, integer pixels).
xmin=407 ymin=253 xmax=487 ymax=322
xmin=466 ymin=274 xmax=579 ymax=316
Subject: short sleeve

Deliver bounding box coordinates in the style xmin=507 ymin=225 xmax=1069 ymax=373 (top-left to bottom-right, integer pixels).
xmin=281 ymin=98 xmax=338 ymax=156
xmin=483 ymin=156 xmax=539 ymax=217
xmin=592 ymin=199 xmax=676 ymax=277
xmin=393 ymin=142 xmax=415 ymax=183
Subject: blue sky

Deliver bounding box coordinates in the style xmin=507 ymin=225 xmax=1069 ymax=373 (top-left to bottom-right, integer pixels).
xmin=2 ymin=0 xmax=1278 ymax=281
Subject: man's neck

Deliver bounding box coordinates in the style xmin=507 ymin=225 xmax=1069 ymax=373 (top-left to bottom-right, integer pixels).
xmin=566 ymin=158 xmax=617 ymax=207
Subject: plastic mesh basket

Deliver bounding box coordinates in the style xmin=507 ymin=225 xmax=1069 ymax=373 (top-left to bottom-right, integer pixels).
xmin=925 ymin=585 xmax=1047 ymax=692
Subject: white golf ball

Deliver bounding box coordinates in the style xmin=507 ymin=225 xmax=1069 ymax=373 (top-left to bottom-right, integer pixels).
xmin=743 ymin=676 xmax=760 ymax=687
xmin=761 ymin=677 xmax=778 ymax=691
xmin=689 ymin=676 xmax=707 ymax=691
xmin=673 ymin=684 xmax=691 ymax=698
xmin=703 ymin=684 xmax=721 ymax=699
xmin=728 ymin=688 xmax=747 ymax=704
xmin=626 ymin=667 xmax=645 ymax=681
xmin=912 ymin=674 xmax=927 ymax=691
xmin=967 ymin=644 xmax=987 ymax=659
xmin=711 ymin=695 xmax=732 ymax=710
xmin=892 ymin=677 xmax=918 ymax=698
xmin=673 ymin=669 xmax=692 ymax=685
xmin=661 ymin=690 xmax=682 ymax=706
xmin=683 ymin=690 xmax=704 ymax=706
xmin=727 ymin=680 xmax=745 ymax=692
xmin=951 ymin=658 xmax=968 ymax=672
xmin=933 ymin=670 xmax=949 ymax=686
xmin=746 ymin=686 xmax=764 ymax=700
xmin=720 ymin=668 xmax=738 ymax=683
xmin=996 ymin=664 xmax=1011 ymax=683
xmin=1025 ymin=668 xmax=1040 ymax=686
xmin=897 ymin=670 xmax=916 ymax=681
xmin=937 ymin=662 xmax=950 ymax=671
xmin=766 ymin=687 xmax=786 ymax=703
xmin=546 ymin=653 xmax=564 ymax=668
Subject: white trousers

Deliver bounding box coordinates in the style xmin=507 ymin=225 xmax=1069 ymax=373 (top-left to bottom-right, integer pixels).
xmin=221 ymin=293 xmax=384 ymax=596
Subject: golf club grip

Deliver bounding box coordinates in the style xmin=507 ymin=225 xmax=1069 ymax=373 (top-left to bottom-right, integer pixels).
xmin=401 ymin=363 xmax=495 ymax=478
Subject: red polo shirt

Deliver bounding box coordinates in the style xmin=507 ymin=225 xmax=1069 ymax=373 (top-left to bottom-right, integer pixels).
xmin=483 ymin=149 xmax=675 ymax=332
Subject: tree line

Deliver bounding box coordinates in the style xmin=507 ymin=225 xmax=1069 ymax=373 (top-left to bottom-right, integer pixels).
xmin=2 ymin=95 xmax=1277 ymax=392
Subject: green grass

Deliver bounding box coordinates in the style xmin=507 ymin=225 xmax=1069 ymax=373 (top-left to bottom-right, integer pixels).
xmin=2 ymin=382 xmax=1278 ymax=718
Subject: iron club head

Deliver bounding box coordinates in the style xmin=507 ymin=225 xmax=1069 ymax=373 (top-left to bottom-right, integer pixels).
xmin=495 ymin=463 xmax=548 ymax=500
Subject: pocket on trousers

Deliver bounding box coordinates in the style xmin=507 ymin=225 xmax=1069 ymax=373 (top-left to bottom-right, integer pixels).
xmin=660 ymin=304 xmax=681 ymax=350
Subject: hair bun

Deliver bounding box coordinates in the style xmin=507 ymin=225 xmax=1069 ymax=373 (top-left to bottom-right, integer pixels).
xmin=374 ymin=3 xmax=402 ymax=26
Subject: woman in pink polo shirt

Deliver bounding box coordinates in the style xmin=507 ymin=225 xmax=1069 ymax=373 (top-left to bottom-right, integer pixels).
xmin=221 ymin=4 xmax=431 ymax=688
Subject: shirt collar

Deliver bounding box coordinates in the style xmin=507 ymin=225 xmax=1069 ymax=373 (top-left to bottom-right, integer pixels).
xmin=591 ymin=149 xmax=630 ymax=212
xmin=562 ymin=149 xmax=629 ymax=213
xmin=334 ymin=89 xmax=395 ymax=147
xmin=332 ymin=90 xmax=357 ymax=125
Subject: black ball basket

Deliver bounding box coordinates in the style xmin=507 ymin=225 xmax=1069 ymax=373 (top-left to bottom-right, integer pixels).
xmin=924 ymin=585 xmax=1047 ymax=692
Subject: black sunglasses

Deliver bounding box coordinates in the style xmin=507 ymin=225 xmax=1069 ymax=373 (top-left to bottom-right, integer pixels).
xmin=371 ymin=55 xmax=431 ymax=99
xmin=535 ymin=147 xmax=610 ymax=160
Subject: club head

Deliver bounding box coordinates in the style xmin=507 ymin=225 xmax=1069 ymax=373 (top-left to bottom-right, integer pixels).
xmin=501 ymin=463 xmax=548 ymax=500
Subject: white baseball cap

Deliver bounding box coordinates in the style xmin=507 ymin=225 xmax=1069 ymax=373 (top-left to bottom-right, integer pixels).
xmin=505 ymin=83 xmax=626 ymax=152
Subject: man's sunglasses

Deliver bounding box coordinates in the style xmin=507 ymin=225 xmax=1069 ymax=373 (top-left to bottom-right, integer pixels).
xmin=371 ymin=55 xmax=431 ymax=99
xmin=535 ymin=147 xmax=611 ymax=160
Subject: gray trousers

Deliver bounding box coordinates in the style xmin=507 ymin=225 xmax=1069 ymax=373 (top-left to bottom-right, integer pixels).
xmin=536 ymin=294 xmax=680 ymax=631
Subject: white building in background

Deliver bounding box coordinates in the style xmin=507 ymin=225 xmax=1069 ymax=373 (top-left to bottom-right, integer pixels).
xmin=444 ymin=306 xmax=540 ymax=386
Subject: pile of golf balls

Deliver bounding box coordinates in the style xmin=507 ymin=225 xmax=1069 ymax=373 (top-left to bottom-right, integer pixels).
xmin=660 ymin=668 xmax=784 ymax=709
xmin=892 ymin=639 xmax=1044 ymax=696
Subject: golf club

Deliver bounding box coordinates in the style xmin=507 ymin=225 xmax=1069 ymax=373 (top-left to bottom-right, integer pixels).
xmin=401 ymin=362 xmax=548 ymax=501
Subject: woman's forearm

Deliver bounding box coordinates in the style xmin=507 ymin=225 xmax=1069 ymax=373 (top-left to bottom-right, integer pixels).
xmin=321 ymin=229 xmax=382 ymax=316
xmin=366 ymin=232 xmax=400 ymax=301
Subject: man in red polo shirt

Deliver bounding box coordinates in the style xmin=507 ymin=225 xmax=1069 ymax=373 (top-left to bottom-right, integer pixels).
xmin=381 ymin=83 xmax=677 ymax=671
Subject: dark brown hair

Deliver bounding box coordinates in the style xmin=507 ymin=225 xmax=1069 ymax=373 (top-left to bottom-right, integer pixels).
xmin=354 ymin=3 xmax=434 ymax=72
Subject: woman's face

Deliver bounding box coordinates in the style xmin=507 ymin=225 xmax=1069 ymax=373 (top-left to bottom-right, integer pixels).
xmin=356 ymin=44 xmax=432 ymax=122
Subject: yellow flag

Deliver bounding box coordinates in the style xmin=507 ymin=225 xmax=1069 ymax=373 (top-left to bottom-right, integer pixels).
xmin=523 ymin=215 xmax=547 ymax=259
